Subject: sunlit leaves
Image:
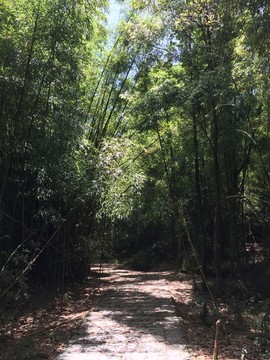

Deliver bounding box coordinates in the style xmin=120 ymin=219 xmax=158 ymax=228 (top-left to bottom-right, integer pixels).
xmin=95 ymin=138 xmax=146 ymax=220
xmin=0 ymin=0 xmax=109 ymax=286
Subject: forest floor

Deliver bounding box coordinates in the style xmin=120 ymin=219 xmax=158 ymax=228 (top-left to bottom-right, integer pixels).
xmin=0 ymin=263 xmax=269 ymax=359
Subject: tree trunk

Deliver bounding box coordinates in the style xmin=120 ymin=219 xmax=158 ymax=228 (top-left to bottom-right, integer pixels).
xmin=212 ymin=105 xmax=222 ymax=279
xmin=192 ymin=110 xmax=207 ymax=280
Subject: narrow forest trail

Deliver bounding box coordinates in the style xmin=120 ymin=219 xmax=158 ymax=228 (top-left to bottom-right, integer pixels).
xmin=57 ymin=264 xmax=190 ymax=360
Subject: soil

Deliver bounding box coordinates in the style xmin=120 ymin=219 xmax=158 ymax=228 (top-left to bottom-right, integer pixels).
xmin=0 ymin=264 xmax=269 ymax=360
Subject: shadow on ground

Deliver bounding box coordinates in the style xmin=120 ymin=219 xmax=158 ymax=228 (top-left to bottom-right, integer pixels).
xmin=0 ymin=264 xmax=262 ymax=360
xmin=0 ymin=274 xmax=105 ymax=360
xmin=56 ymin=265 xmax=190 ymax=360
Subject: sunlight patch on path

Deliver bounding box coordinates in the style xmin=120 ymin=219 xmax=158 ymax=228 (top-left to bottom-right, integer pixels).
xmin=57 ymin=265 xmax=190 ymax=360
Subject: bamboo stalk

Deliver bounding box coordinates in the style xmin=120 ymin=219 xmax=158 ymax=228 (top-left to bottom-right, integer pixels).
xmin=213 ymin=319 xmax=221 ymax=360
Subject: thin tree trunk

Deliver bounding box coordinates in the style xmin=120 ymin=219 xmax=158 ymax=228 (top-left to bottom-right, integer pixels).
xmin=192 ymin=110 xmax=207 ymax=281
xmin=212 ymin=105 xmax=222 ymax=279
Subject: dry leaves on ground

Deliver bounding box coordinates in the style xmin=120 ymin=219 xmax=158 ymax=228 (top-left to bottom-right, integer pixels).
xmin=0 ymin=266 xmax=269 ymax=360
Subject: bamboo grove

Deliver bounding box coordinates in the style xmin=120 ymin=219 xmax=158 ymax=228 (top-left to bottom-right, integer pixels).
xmin=0 ymin=0 xmax=270 ymax=299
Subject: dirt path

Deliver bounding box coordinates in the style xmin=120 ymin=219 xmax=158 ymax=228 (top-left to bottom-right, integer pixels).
xmin=57 ymin=264 xmax=190 ymax=360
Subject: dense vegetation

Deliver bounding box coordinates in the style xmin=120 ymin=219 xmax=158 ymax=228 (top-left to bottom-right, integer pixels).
xmin=1 ymin=0 xmax=270 ymax=302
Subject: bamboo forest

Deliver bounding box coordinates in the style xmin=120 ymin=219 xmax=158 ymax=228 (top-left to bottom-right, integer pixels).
xmin=0 ymin=1 xmax=270 ymax=359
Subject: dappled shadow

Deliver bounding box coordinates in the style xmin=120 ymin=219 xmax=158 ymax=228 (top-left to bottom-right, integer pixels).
xmin=109 ymin=272 xmax=171 ymax=282
xmin=0 ymin=275 xmax=104 ymax=360
xmin=5 ymin=263 xmax=261 ymax=360
xmin=69 ymin=265 xmax=263 ymax=360
xmin=93 ymin=287 xmax=181 ymax=337
xmin=57 ymin=265 xmax=190 ymax=359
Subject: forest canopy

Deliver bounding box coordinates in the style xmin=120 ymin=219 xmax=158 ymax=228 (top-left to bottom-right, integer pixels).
xmin=0 ymin=0 xmax=270 ymax=299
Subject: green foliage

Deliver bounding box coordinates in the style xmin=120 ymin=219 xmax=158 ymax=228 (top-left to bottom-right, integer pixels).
xmin=106 ymin=0 xmax=270 ymax=279
xmin=0 ymin=0 xmax=108 ymax=295
xmin=95 ymin=137 xmax=146 ymax=221
xmin=1 ymin=0 xmax=270 ymax=301
xmin=128 ymin=247 xmax=152 ymax=271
